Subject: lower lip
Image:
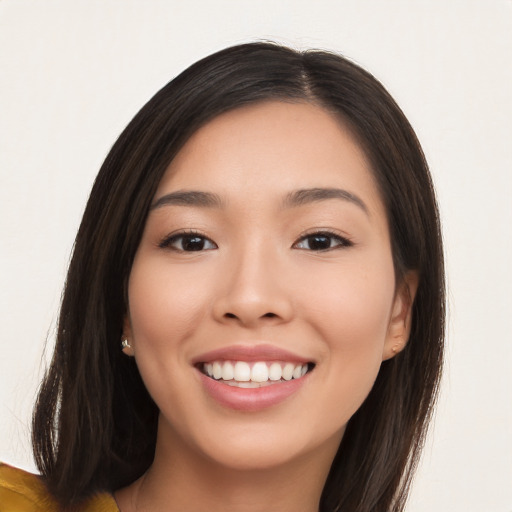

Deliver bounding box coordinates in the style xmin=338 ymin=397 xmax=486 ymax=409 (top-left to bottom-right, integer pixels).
xmin=198 ymin=371 xmax=308 ymax=412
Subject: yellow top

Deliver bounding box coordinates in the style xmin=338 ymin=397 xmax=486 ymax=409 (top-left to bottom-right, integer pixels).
xmin=0 ymin=463 xmax=119 ymax=511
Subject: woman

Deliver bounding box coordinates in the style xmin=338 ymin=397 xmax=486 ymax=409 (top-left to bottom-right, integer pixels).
xmin=0 ymin=42 xmax=444 ymax=511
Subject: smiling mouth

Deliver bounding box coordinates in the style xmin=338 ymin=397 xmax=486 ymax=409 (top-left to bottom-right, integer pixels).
xmin=199 ymin=360 xmax=315 ymax=388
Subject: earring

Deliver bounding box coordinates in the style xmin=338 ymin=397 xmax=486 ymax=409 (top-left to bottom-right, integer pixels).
xmin=391 ymin=344 xmax=401 ymax=353
xmin=121 ymin=337 xmax=133 ymax=355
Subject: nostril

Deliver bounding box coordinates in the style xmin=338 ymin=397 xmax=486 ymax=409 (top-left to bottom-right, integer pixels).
xmin=220 ymin=310 xmax=284 ymax=324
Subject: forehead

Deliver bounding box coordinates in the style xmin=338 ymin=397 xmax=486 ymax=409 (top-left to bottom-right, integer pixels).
xmin=156 ymin=101 xmax=384 ymax=217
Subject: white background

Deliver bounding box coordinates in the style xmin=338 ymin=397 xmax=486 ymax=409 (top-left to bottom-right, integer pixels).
xmin=1 ymin=1 xmax=511 ymax=510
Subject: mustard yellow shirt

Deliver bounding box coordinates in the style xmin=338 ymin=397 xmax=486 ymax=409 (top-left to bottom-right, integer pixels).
xmin=0 ymin=463 xmax=119 ymax=511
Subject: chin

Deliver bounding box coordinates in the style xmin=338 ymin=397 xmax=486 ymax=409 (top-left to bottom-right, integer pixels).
xmin=180 ymin=419 xmax=346 ymax=474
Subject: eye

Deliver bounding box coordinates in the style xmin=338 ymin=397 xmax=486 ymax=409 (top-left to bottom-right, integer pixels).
xmin=293 ymin=231 xmax=353 ymax=251
xmin=159 ymin=231 xmax=217 ymax=252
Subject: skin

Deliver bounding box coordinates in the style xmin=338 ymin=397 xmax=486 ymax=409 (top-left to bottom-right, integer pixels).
xmin=116 ymin=101 xmax=417 ymax=512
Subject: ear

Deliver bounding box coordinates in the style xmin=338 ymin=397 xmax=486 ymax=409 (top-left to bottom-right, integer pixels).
xmin=121 ymin=315 xmax=135 ymax=357
xmin=382 ymin=271 xmax=419 ymax=361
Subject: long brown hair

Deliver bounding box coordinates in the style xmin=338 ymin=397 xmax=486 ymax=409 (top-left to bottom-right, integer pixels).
xmin=32 ymin=42 xmax=445 ymax=511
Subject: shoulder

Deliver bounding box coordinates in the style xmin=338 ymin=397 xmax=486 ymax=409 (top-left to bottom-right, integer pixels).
xmin=0 ymin=463 xmax=58 ymax=511
xmin=0 ymin=463 xmax=119 ymax=512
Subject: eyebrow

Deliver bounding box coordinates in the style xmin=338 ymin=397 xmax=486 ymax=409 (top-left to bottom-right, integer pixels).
xmin=150 ymin=187 xmax=368 ymax=214
xmin=150 ymin=190 xmax=224 ymax=210
xmin=283 ymin=188 xmax=369 ymax=214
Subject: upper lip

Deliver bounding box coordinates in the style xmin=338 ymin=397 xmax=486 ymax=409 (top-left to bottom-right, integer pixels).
xmin=192 ymin=344 xmax=312 ymax=364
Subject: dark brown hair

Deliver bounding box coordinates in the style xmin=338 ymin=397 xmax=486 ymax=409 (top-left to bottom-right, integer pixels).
xmin=32 ymin=42 xmax=444 ymax=511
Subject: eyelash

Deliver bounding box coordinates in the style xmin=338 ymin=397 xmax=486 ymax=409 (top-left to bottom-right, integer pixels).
xmin=158 ymin=230 xmax=217 ymax=252
xmin=292 ymin=230 xmax=354 ymax=252
xmin=158 ymin=229 xmax=353 ymax=253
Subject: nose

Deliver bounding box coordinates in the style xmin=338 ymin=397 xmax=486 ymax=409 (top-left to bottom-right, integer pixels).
xmin=212 ymin=244 xmax=294 ymax=328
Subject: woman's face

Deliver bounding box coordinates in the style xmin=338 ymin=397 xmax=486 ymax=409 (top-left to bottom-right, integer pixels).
xmin=125 ymin=101 xmax=413 ymax=471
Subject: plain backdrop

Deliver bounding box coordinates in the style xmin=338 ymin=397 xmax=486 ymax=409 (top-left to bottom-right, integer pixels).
xmin=1 ymin=1 xmax=511 ymax=510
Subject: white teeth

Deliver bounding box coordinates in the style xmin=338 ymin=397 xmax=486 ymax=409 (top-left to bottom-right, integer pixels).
xmin=228 ymin=381 xmax=262 ymax=388
xmin=202 ymin=360 xmax=310 ymax=384
xmin=251 ymin=362 xmax=269 ymax=382
xmin=234 ymin=361 xmax=251 ymax=381
xmin=212 ymin=361 xmax=223 ymax=380
xmin=222 ymin=361 xmax=234 ymax=380
xmin=268 ymin=362 xmax=282 ymax=381
xmin=282 ymin=363 xmax=294 ymax=381
xmin=292 ymin=365 xmax=302 ymax=379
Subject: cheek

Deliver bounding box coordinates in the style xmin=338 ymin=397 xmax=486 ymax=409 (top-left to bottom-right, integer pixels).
xmin=325 ymin=274 xmax=393 ymax=349
xmin=125 ymin=257 xmax=211 ymax=421
xmin=300 ymin=256 xmax=395 ymax=386
xmin=304 ymin=265 xmax=395 ymax=429
xmin=127 ymin=257 xmax=210 ymax=347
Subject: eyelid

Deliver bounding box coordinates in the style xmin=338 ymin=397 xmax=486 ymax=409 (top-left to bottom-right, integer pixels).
xmin=158 ymin=229 xmax=218 ymax=251
xmin=292 ymin=228 xmax=354 ymax=251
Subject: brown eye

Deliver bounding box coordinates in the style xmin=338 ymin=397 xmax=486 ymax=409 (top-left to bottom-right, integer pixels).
xmin=294 ymin=232 xmax=352 ymax=251
xmin=160 ymin=233 xmax=217 ymax=252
